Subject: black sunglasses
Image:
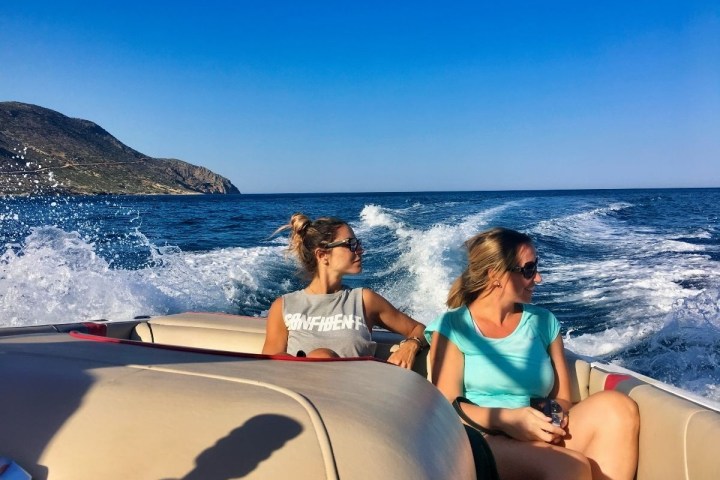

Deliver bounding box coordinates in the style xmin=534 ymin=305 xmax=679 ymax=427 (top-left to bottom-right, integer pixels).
xmin=325 ymin=237 xmax=362 ymax=253
xmin=510 ymin=259 xmax=539 ymax=279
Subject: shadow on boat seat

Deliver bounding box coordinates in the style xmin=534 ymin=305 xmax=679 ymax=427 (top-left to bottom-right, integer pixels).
xmin=165 ymin=414 xmax=303 ymax=480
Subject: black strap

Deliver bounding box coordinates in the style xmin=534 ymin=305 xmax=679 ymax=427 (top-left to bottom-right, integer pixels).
xmin=453 ymin=397 xmax=502 ymax=479
xmin=463 ymin=425 xmax=500 ymax=480
xmin=452 ymin=397 xmax=505 ymax=436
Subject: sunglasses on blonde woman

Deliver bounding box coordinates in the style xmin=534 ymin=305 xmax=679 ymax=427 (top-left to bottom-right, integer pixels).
xmin=325 ymin=237 xmax=362 ymax=253
xmin=510 ymin=259 xmax=539 ymax=279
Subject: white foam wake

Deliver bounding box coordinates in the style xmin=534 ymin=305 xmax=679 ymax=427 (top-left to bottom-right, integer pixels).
xmin=0 ymin=226 xmax=290 ymax=326
xmin=357 ymin=201 xmax=522 ymax=323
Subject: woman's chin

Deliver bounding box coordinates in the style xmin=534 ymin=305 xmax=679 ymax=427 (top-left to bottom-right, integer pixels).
xmin=350 ymin=264 xmax=363 ymax=274
xmin=519 ymin=292 xmax=533 ymax=303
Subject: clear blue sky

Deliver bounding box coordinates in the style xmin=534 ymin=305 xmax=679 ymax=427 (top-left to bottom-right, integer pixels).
xmin=2 ymin=1 xmax=718 ymax=193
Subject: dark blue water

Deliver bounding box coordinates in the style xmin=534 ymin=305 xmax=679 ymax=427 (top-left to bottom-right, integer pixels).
xmin=2 ymin=189 xmax=719 ymax=401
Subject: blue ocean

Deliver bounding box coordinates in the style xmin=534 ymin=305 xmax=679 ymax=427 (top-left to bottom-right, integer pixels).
xmin=1 ymin=189 xmax=719 ymax=402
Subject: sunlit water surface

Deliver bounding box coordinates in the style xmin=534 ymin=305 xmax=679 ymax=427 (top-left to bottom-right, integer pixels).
xmin=2 ymin=189 xmax=719 ymax=402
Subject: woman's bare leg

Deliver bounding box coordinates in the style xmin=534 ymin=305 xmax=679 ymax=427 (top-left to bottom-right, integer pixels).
xmin=485 ymin=435 xmax=592 ymax=480
xmin=563 ymin=390 xmax=640 ymax=480
xmin=306 ymin=348 xmax=340 ymax=358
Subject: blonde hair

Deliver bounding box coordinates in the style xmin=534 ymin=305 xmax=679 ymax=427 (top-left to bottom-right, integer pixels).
xmin=447 ymin=227 xmax=533 ymax=308
xmin=275 ymin=213 xmax=347 ymax=278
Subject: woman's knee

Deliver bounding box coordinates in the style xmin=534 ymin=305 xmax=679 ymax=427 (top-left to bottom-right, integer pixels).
xmin=592 ymin=390 xmax=640 ymax=431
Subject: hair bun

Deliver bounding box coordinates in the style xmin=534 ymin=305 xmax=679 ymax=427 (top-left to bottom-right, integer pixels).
xmin=290 ymin=213 xmax=311 ymax=236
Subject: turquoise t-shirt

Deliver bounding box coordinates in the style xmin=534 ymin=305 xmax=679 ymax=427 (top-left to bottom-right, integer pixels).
xmin=425 ymin=304 xmax=560 ymax=409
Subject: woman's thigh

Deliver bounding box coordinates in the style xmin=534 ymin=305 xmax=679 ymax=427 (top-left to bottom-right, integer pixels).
xmin=485 ymin=434 xmax=592 ymax=480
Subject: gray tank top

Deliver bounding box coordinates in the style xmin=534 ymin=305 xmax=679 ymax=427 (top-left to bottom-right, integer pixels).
xmin=282 ymin=287 xmax=376 ymax=357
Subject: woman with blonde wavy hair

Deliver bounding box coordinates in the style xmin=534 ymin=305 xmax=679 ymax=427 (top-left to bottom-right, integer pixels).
xmin=426 ymin=227 xmax=640 ymax=480
xmin=262 ymin=213 xmax=427 ymax=368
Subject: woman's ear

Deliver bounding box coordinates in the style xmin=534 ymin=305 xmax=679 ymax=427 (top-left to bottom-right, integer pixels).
xmin=487 ymin=267 xmax=502 ymax=286
xmin=315 ymin=247 xmax=330 ymax=266
xmin=486 ymin=267 xmax=496 ymax=281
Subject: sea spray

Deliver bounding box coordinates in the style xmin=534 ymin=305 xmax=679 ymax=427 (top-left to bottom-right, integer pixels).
xmin=622 ymin=288 xmax=720 ymax=402
xmin=0 ymin=226 xmax=152 ymax=325
xmin=0 ymin=225 xmax=295 ymax=325
xmin=358 ymin=201 xmax=524 ymax=322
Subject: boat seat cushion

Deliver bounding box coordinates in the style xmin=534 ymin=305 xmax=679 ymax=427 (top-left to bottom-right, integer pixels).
xmin=564 ymin=351 xmax=591 ymax=403
xmin=131 ymin=313 xmax=267 ymax=354
xmin=593 ymin=369 xmax=720 ymax=480
xmin=130 ymin=313 xmax=430 ymax=376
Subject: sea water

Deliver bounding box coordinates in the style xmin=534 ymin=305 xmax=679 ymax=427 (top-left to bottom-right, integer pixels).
xmin=1 ymin=189 xmax=719 ymax=402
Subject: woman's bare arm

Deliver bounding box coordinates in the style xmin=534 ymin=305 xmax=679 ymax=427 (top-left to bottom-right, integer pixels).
xmin=362 ymin=288 xmax=426 ymax=368
xmin=548 ymin=335 xmax=573 ymax=413
xmin=262 ymin=297 xmax=290 ymax=355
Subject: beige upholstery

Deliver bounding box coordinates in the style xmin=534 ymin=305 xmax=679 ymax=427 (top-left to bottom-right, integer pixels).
xmin=686 ymin=411 xmax=720 ymax=480
xmin=131 ymin=321 xmax=152 ymax=341
xmin=15 ymin=312 xmax=718 ymax=479
xmin=130 ymin=312 xmax=431 ymax=377
xmin=131 ymin=313 xmax=269 ymax=354
xmin=588 ymin=364 xmax=613 ymax=396
xmin=591 ymin=367 xmax=720 ymax=480
xmin=564 ymin=350 xmax=591 ymax=403
xmin=0 ymin=332 xmax=475 ymax=480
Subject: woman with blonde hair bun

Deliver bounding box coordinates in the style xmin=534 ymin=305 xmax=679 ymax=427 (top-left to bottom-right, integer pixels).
xmin=426 ymin=227 xmax=640 ymax=480
xmin=262 ymin=213 xmax=427 ymax=368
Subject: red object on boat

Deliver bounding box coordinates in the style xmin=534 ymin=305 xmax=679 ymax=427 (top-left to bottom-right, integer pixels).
xmin=604 ymin=373 xmax=632 ymax=391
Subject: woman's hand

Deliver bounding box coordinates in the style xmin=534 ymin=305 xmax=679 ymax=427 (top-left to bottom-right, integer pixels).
xmin=559 ymin=408 xmax=569 ymax=433
xmin=386 ymin=340 xmax=420 ymax=369
xmin=500 ymin=406 xmax=567 ymax=444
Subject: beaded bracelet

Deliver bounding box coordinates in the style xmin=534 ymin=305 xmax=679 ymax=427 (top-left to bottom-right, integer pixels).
xmin=399 ymin=336 xmax=427 ymax=349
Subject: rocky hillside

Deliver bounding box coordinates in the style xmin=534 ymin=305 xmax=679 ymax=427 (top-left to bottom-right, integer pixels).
xmin=0 ymin=102 xmax=240 ymax=195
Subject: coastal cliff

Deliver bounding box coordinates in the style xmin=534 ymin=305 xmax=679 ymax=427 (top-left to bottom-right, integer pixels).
xmin=0 ymin=102 xmax=240 ymax=195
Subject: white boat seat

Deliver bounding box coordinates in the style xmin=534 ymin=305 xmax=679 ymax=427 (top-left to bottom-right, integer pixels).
xmin=130 ymin=312 xmax=431 ymax=377
xmin=125 ymin=312 xmax=720 ymax=480
xmin=131 ymin=313 xmax=267 ymax=354
xmin=0 ymin=331 xmax=474 ymax=480
xmin=590 ymin=366 xmax=720 ymax=480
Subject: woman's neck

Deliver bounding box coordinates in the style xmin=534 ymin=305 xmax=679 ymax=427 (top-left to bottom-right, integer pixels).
xmin=305 ymin=275 xmax=343 ymax=295
xmin=468 ymin=291 xmax=519 ymax=326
